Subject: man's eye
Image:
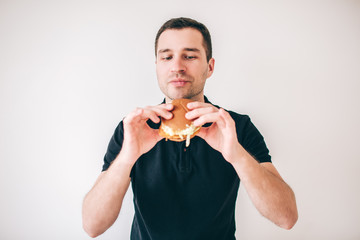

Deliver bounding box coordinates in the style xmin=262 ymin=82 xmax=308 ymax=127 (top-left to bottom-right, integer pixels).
xmin=162 ymin=56 xmax=172 ymax=60
xmin=185 ymin=56 xmax=196 ymax=60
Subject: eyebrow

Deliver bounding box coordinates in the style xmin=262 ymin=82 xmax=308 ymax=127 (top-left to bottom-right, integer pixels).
xmin=158 ymin=48 xmax=171 ymax=54
xmin=184 ymin=48 xmax=200 ymax=52
xmin=158 ymin=48 xmax=201 ymax=54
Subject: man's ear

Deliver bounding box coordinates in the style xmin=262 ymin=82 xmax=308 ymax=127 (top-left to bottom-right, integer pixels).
xmin=207 ymin=58 xmax=215 ymax=78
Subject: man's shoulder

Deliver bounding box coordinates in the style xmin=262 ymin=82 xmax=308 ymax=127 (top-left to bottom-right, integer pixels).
xmin=206 ymin=98 xmax=251 ymax=126
xmin=206 ymin=97 xmax=247 ymax=115
xmin=225 ymin=109 xmax=252 ymax=134
xmin=227 ymin=109 xmax=251 ymax=123
xmin=210 ymin=101 xmax=250 ymax=123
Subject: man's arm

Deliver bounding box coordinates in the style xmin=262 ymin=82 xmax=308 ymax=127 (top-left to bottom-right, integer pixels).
xmin=231 ymin=147 xmax=298 ymax=229
xmin=186 ymin=103 xmax=298 ymax=229
xmin=82 ymin=152 xmax=134 ymax=238
xmin=82 ymin=104 xmax=173 ymax=238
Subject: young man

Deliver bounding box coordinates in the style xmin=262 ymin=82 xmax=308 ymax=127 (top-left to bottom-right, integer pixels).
xmin=82 ymin=17 xmax=298 ymax=239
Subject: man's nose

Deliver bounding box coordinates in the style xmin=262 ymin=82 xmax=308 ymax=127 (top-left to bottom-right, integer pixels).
xmin=171 ymin=57 xmax=186 ymax=73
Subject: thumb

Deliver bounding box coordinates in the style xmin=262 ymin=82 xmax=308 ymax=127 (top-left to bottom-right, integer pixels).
xmin=153 ymin=128 xmax=165 ymax=142
xmin=196 ymin=127 xmax=207 ymax=140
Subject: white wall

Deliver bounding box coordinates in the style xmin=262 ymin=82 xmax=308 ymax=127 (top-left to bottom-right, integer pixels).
xmin=1 ymin=0 xmax=359 ymax=239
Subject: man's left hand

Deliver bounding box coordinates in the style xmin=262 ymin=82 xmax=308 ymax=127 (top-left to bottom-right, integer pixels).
xmin=186 ymin=102 xmax=243 ymax=163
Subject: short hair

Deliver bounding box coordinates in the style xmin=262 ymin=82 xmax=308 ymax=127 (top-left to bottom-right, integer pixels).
xmin=155 ymin=17 xmax=212 ymax=62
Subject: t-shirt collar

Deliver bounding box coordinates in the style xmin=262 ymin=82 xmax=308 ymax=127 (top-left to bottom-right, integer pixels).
xmin=161 ymin=96 xmax=211 ymax=104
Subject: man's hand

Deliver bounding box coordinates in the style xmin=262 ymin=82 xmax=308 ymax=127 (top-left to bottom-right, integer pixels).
xmin=122 ymin=104 xmax=173 ymax=163
xmin=82 ymin=103 xmax=173 ymax=238
xmin=187 ymin=101 xmax=298 ymax=229
xmin=186 ymin=102 xmax=241 ymax=163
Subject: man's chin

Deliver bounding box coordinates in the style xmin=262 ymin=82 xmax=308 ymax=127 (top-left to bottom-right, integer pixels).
xmin=165 ymin=90 xmax=205 ymax=102
xmin=166 ymin=91 xmax=189 ymax=100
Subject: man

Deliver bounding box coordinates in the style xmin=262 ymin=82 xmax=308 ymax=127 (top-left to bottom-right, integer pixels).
xmin=82 ymin=17 xmax=298 ymax=239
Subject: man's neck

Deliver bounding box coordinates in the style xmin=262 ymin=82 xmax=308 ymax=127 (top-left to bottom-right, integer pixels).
xmin=165 ymin=94 xmax=205 ymax=103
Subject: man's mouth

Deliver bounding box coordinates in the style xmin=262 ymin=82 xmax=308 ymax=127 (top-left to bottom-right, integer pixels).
xmin=169 ymin=79 xmax=190 ymax=87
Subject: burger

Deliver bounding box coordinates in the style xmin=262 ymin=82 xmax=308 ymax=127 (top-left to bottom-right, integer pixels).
xmin=159 ymin=98 xmax=201 ymax=147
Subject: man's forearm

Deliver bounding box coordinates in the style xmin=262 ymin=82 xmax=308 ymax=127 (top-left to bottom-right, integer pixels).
xmin=82 ymin=152 xmax=134 ymax=238
xmin=231 ymin=144 xmax=298 ymax=229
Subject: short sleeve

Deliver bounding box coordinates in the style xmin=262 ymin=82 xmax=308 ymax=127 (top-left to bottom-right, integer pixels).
xmin=234 ymin=114 xmax=272 ymax=163
xmin=102 ymin=121 xmax=124 ymax=171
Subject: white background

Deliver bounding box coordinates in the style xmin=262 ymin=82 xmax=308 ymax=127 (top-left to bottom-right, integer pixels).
xmin=1 ymin=0 xmax=360 ymax=239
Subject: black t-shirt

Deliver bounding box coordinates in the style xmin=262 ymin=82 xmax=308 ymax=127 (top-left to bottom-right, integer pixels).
xmin=102 ymin=97 xmax=271 ymax=240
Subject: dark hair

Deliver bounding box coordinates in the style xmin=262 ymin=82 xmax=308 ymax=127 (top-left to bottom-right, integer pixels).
xmin=155 ymin=17 xmax=212 ymax=62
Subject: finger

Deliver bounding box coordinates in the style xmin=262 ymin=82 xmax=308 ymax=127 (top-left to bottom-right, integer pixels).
xmin=125 ymin=107 xmax=160 ymax=124
xmin=185 ymin=106 xmax=218 ymax=120
xmin=155 ymin=103 xmax=174 ymax=112
xmin=161 ymin=103 xmax=174 ymax=111
xmin=219 ymin=108 xmax=234 ymax=123
xmin=145 ymin=104 xmax=173 ymax=120
xmin=196 ymin=127 xmax=208 ymax=139
xmin=186 ymin=101 xmax=211 ymax=110
xmin=125 ymin=103 xmax=174 ymax=126
xmin=123 ymin=107 xmax=143 ymax=124
xmin=193 ymin=111 xmax=226 ymax=128
xmin=151 ymin=128 xmax=164 ymax=141
xmin=218 ymin=108 xmax=236 ymax=130
xmin=141 ymin=108 xmax=162 ymax=123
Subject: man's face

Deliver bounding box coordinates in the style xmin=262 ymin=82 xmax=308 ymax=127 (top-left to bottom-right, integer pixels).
xmin=156 ymin=28 xmax=214 ymax=102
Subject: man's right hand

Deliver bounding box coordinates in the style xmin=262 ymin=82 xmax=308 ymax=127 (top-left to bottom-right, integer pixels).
xmin=121 ymin=103 xmax=173 ymax=164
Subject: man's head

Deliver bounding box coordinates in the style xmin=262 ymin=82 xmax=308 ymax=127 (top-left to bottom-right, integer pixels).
xmin=155 ymin=17 xmax=215 ymax=102
xmin=155 ymin=17 xmax=212 ymax=62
